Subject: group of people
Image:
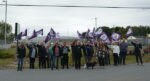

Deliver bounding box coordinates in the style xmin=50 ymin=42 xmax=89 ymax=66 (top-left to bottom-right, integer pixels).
xmin=17 ymin=39 xmax=144 ymax=71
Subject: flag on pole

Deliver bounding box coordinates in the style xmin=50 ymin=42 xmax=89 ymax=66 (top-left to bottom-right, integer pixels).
xmin=44 ymin=32 xmax=51 ymax=43
xmin=111 ymin=32 xmax=121 ymax=41
xmin=94 ymin=27 xmax=103 ymax=36
xmin=126 ymin=28 xmax=133 ymax=36
xmin=36 ymin=29 xmax=43 ymax=36
xmin=77 ymin=31 xmax=82 ymax=38
xmin=17 ymin=32 xmax=22 ymax=40
xmin=22 ymin=29 xmax=27 ymax=36
xmin=50 ymin=28 xmax=56 ymax=37
xmin=28 ymin=30 xmax=37 ymax=40
xmin=86 ymin=29 xmax=90 ymax=38
xmin=100 ymin=33 xmax=108 ymax=41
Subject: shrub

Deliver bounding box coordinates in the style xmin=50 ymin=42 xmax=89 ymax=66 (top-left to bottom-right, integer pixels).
xmin=0 ymin=51 xmax=15 ymax=58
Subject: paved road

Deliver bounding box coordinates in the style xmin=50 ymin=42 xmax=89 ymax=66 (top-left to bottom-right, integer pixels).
xmin=0 ymin=63 xmax=149 ymax=81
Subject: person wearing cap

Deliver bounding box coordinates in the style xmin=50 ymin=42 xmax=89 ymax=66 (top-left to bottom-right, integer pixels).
xmin=27 ymin=43 xmax=38 ymax=69
xmin=131 ymin=40 xmax=143 ymax=65
xmin=119 ymin=39 xmax=128 ymax=65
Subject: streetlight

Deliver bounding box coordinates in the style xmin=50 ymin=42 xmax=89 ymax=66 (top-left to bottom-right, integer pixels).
xmin=2 ymin=0 xmax=7 ymax=48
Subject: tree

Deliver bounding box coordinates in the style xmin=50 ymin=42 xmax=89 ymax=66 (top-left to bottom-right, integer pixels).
xmin=0 ymin=21 xmax=12 ymax=39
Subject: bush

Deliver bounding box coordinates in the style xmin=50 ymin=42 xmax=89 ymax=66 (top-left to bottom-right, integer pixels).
xmin=0 ymin=51 xmax=15 ymax=58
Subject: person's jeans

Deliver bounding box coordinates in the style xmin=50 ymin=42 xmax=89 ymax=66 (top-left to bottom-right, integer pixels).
xmin=53 ymin=56 xmax=59 ymax=69
xmin=50 ymin=56 xmax=55 ymax=69
xmin=17 ymin=58 xmax=24 ymax=70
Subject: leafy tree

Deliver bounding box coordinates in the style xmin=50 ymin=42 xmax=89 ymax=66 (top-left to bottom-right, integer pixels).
xmin=0 ymin=21 xmax=12 ymax=39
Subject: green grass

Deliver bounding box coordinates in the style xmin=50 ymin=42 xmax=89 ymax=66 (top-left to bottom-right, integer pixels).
xmin=0 ymin=47 xmax=150 ymax=69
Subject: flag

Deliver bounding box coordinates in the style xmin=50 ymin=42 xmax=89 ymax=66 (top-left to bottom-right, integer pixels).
xmin=17 ymin=32 xmax=22 ymax=40
xmin=28 ymin=30 xmax=37 ymax=40
xmin=88 ymin=32 xmax=94 ymax=38
xmin=50 ymin=28 xmax=56 ymax=37
xmin=36 ymin=29 xmax=43 ymax=36
xmin=77 ymin=31 xmax=82 ymax=38
xmin=22 ymin=29 xmax=27 ymax=36
xmin=126 ymin=28 xmax=133 ymax=36
xmin=94 ymin=27 xmax=103 ymax=36
xmin=55 ymin=33 xmax=60 ymax=39
xmin=51 ymin=33 xmax=60 ymax=40
xmin=100 ymin=33 xmax=108 ymax=41
xmin=111 ymin=32 xmax=121 ymax=41
xmin=44 ymin=32 xmax=51 ymax=43
xmin=86 ymin=29 xmax=90 ymax=38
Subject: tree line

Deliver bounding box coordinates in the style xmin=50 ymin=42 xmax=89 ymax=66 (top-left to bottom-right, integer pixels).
xmin=0 ymin=21 xmax=150 ymax=40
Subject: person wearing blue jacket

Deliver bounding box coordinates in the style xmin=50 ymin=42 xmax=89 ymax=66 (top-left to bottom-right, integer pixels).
xmin=119 ymin=39 xmax=128 ymax=65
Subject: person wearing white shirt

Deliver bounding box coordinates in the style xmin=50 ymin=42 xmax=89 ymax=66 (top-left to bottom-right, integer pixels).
xmin=111 ymin=42 xmax=120 ymax=66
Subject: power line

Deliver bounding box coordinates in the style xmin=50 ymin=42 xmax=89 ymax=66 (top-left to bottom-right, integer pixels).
xmin=0 ymin=4 xmax=150 ymax=9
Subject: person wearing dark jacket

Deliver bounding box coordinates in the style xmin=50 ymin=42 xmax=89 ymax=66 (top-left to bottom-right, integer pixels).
xmin=17 ymin=42 xmax=26 ymax=71
xmin=52 ymin=42 xmax=61 ymax=69
xmin=82 ymin=43 xmax=87 ymax=62
xmin=27 ymin=44 xmax=37 ymax=69
xmin=85 ymin=42 xmax=94 ymax=62
xmin=74 ymin=42 xmax=82 ymax=69
xmin=131 ymin=40 xmax=143 ymax=65
xmin=37 ymin=42 xmax=48 ymax=69
xmin=61 ymin=42 xmax=70 ymax=69
xmin=71 ymin=40 xmax=77 ymax=66
xmin=119 ymin=39 xmax=128 ymax=65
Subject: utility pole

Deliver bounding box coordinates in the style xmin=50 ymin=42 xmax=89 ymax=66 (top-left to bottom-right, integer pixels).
xmin=3 ymin=0 xmax=7 ymax=48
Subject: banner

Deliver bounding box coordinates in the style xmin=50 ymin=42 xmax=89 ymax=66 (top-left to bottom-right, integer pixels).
xmin=111 ymin=32 xmax=121 ymax=41
xmin=77 ymin=31 xmax=82 ymax=38
xmin=50 ymin=28 xmax=56 ymax=37
xmin=94 ymin=27 xmax=103 ymax=36
xmin=44 ymin=32 xmax=51 ymax=43
xmin=126 ymin=28 xmax=133 ymax=36
xmin=100 ymin=33 xmax=108 ymax=41
xmin=22 ymin=29 xmax=27 ymax=36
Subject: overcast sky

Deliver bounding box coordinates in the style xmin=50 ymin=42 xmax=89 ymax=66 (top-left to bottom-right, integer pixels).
xmin=0 ymin=0 xmax=150 ymax=37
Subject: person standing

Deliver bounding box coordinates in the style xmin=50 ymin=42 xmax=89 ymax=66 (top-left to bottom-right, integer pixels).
xmin=71 ymin=40 xmax=77 ymax=66
xmin=111 ymin=42 xmax=120 ymax=66
xmin=119 ymin=39 xmax=128 ymax=65
xmin=37 ymin=42 xmax=47 ymax=69
xmin=47 ymin=42 xmax=55 ymax=70
xmin=104 ymin=43 xmax=110 ymax=65
xmin=82 ymin=42 xmax=88 ymax=62
xmin=17 ymin=42 xmax=26 ymax=71
xmin=131 ymin=40 xmax=143 ymax=65
xmin=74 ymin=42 xmax=82 ymax=69
xmin=85 ymin=42 xmax=94 ymax=63
xmin=96 ymin=42 xmax=105 ymax=66
xmin=53 ymin=42 xmax=61 ymax=69
xmin=61 ymin=42 xmax=70 ymax=69
xmin=27 ymin=44 xmax=37 ymax=69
